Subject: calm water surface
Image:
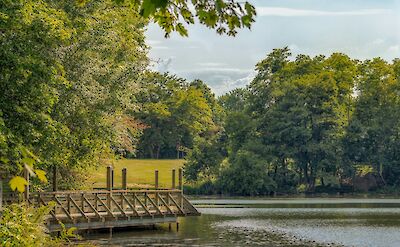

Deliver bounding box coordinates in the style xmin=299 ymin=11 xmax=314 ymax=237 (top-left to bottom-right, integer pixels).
xmin=86 ymin=198 xmax=400 ymax=247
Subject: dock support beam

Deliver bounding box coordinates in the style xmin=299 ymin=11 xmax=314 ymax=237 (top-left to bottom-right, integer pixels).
xmin=122 ymin=168 xmax=127 ymax=190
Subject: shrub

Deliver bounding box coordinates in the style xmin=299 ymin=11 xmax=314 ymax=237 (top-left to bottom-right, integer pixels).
xmin=0 ymin=203 xmax=61 ymax=247
xmin=217 ymin=150 xmax=276 ymax=196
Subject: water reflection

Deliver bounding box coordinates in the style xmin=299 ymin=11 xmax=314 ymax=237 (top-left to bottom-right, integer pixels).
xmin=86 ymin=198 xmax=400 ymax=247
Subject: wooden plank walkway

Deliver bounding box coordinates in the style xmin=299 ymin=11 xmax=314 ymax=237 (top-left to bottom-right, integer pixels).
xmin=1 ymin=167 xmax=200 ymax=232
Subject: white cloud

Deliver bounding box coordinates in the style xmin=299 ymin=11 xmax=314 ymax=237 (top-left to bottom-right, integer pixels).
xmin=256 ymin=7 xmax=390 ymax=17
xmin=178 ymin=68 xmax=255 ymax=95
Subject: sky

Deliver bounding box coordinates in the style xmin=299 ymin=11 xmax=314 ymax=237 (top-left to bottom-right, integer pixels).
xmin=145 ymin=0 xmax=400 ymax=95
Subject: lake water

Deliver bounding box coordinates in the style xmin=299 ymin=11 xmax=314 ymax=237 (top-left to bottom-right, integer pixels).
xmin=86 ymin=198 xmax=400 ymax=246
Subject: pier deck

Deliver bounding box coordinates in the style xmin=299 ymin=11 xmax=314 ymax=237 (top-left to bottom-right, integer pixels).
xmin=1 ymin=167 xmax=200 ymax=232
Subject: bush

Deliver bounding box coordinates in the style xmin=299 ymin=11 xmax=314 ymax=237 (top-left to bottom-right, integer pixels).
xmin=0 ymin=203 xmax=61 ymax=247
xmin=217 ymin=150 xmax=276 ymax=196
xmin=296 ymin=184 xmax=307 ymax=193
xmin=184 ymin=180 xmax=219 ymax=195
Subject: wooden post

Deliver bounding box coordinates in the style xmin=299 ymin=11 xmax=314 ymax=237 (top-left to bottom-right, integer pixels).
xmin=106 ymin=166 xmax=112 ymax=191
xmin=178 ymin=168 xmax=183 ymax=208
xmin=122 ymin=168 xmax=127 ymax=190
xmin=155 ymin=170 xmax=159 ymax=189
xmin=67 ymin=194 xmax=71 ymax=214
xmin=178 ymin=168 xmax=183 ymax=191
xmin=155 ymin=170 xmax=159 ymax=206
xmin=81 ymin=193 xmax=85 ymax=213
xmin=172 ymin=169 xmax=176 ymax=189
xmin=106 ymin=166 xmax=112 ymax=211
xmin=111 ymin=169 xmax=114 ymax=189
xmin=52 ymin=165 xmax=58 ymax=192
xmin=24 ymin=166 xmax=29 ymax=201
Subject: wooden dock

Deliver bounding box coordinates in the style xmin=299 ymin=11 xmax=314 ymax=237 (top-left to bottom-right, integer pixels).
xmin=2 ymin=167 xmax=200 ymax=232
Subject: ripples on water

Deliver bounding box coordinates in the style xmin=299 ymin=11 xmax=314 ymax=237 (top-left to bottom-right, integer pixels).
xmin=86 ymin=198 xmax=400 ymax=247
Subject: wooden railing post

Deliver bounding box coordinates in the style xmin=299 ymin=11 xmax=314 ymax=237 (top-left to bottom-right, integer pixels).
xmin=122 ymin=168 xmax=127 ymax=190
xmin=52 ymin=165 xmax=58 ymax=192
xmin=111 ymin=169 xmax=114 ymax=189
xmin=81 ymin=193 xmax=85 ymax=213
xmin=172 ymin=169 xmax=176 ymax=189
xmin=155 ymin=170 xmax=159 ymax=189
xmin=106 ymin=166 xmax=113 ymax=211
xmin=107 ymin=166 xmax=113 ymax=191
xmin=178 ymin=168 xmax=183 ymax=191
xmin=24 ymin=166 xmax=29 ymax=201
xmin=178 ymin=168 xmax=183 ymax=208
xmin=155 ymin=170 xmax=159 ymax=206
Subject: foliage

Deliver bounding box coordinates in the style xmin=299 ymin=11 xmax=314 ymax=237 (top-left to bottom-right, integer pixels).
xmin=102 ymin=0 xmax=257 ymax=37
xmin=0 ymin=0 xmax=148 ymax=188
xmin=135 ymin=73 xmax=217 ymax=159
xmin=218 ymin=150 xmax=276 ymax=196
xmin=184 ymin=134 xmax=225 ymax=181
xmin=186 ymin=48 xmax=400 ymax=195
xmin=0 ymin=203 xmax=60 ymax=247
xmin=343 ymin=58 xmax=400 ymax=185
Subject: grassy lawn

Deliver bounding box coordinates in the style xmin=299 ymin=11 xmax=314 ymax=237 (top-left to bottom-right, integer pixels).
xmin=87 ymin=159 xmax=185 ymax=189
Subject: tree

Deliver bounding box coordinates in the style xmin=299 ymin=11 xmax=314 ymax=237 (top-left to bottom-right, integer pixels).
xmin=218 ymin=150 xmax=276 ymax=196
xmin=344 ymin=58 xmax=400 ymax=185
xmin=249 ymin=50 xmax=357 ymax=190
xmin=135 ymin=72 xmax=215 ymax=158
xmin=104 ymin=0 xmax=257 ymax=37
xmin=0 ymin=0 xmax=149 ymax=189
xmin=0 ymin=0 xmax=74 ymax=182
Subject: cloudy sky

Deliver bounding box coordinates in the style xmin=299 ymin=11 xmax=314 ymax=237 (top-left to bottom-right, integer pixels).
xmin=145 ymin=0 xmax=400 ymax=95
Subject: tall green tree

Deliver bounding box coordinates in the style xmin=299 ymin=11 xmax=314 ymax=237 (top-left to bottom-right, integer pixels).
xmin=135 ymin=72 xmax=215 ymax=159
xmin=344 ymin=58 xmax=400 ymax=185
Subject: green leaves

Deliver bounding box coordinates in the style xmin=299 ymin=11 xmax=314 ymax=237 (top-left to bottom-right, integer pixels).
xmin=140 ymin=0 xmax=168 ymax=18
xmin=135 ymin=0 xmax=257 ymax=37
xmin=175 ymin=23 xmax=188 ymax=37
xmin=135 ymin=73 xmax=216 ymax=159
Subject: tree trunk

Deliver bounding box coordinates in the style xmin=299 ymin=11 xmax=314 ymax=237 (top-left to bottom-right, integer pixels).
xmin=155 ymin=145 xmax=161 ymax=159
xmin=303 ymin=164 xmax=309 ymax=184
xmin=148 ymin=145 xmax=154 ymax=159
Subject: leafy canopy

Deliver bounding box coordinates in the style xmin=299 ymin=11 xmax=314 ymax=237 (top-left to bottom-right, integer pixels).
xmin=79 ymin=0 xmax=257 ymax=37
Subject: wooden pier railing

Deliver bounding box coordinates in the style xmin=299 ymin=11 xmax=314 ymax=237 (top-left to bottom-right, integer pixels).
xmin=1 ymin=167 xmax=200 ymax=232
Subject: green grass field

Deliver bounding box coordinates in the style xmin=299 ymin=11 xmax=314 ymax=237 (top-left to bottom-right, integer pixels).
xmin=87 ymin=159 xmax=185 ymax=189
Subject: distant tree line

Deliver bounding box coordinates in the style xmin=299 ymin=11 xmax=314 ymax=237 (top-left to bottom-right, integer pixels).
xmin=184 ymin=48 xmax=400 ymax=195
